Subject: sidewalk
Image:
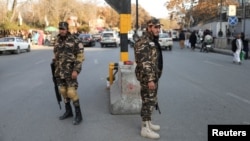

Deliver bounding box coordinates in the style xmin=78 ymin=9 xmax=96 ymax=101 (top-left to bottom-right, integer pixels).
xmin=204 ymin=46 xmax=249 ymax=60
xmin=212 ymin=44 xmax=249 ymax=59
xmin=31 ymin=44 xmax=53 ymax=50
xmin=212 ymin=47 xmax=233 ymax=56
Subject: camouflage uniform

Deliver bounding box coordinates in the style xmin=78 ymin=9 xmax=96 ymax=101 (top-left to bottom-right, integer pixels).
xmin=53 ymin=22 xmax=84 ymax=125
xmin=54 ymin=32 xmax=84 ymax=101
xmin=134 ymin=31 xmax=163 ymax=121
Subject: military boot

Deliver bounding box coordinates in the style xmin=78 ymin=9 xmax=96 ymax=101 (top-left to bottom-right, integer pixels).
xmin=148 ymin=121 xmax=160 ymax=131
xmin=59 ymin=102 xmax=73 ymax=120
xmin=73 ymin=100 xmax=82 ymax=125
xmin=141 ymin=121 xmax=160 ymax=139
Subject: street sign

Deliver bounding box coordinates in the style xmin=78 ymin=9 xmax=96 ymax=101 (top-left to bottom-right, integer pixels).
xmin=228 ymin=16 xmax=238 ymax=26
xmin=228 ymin=5 xmax=236 ymax=16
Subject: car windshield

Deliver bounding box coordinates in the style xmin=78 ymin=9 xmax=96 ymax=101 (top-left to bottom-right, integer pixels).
xmin=102 ymin=33 xmax=114 ymax=37
xmin=0 ymin=37 xmax=15 ymax=42
xmin=93 ymin=34 xmax=101 ymax=37
xmin=159 ymin=33 xmax=170 ymax=38
xmin=79 ymin=34 xmax=90 ymax=38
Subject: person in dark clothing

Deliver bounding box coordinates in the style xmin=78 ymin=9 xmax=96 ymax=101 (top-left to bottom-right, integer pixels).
xmin=179 ymin=30 xmax=185 ymax=49
xmin=241 ymin=32 xmax=249 ymax=60
xmin=189 ymin=31 xmax=197 ymax=51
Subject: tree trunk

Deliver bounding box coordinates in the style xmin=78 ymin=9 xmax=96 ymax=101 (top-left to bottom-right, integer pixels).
xmin=10 ymin=0 xmax=17 ymax=22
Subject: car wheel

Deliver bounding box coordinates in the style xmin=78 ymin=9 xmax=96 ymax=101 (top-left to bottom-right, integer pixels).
xmin=0 ymin=51 xmax=3 ymax=54
xmin=26 ymin=45 xmax=31 ymax=52
xmin=169 ymin=46 xmax=172 ymax=51
xmin=101 ymin=44 xmax=104 ymax=48
xmin=14 ymin=47 xmax=21 ymax=54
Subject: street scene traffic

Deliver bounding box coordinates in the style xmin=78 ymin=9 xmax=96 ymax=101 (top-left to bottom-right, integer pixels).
xmin=1 ymin=41 xmax=250 ymax=141
xmin=0 ymin=0 xmax=250 ymax=141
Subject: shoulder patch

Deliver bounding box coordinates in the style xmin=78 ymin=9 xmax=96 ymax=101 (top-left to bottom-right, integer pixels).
xmin=78 ymin=43 xmax=84 ymax=49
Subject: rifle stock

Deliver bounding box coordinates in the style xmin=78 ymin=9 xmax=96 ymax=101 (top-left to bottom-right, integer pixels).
xmin=50 ymin=61 xmax=62 ymax=109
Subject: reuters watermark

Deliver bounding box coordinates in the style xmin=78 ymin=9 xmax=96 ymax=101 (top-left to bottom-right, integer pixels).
xmin=208 ymin=125 xmax=250 ymax=141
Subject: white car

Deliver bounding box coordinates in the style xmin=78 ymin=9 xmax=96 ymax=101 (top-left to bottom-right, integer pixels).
xmin=159 ymin=33 xmax=173 ymax=51
xmin=0 ymin=37 xmax=31 ymax=54
xmin=100 ymin=31 xmax=120 ymax=47
xmin=127 ymin=30 xmax=134 ymax=43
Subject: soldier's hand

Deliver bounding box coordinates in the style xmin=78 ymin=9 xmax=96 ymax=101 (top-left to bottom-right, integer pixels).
xmin=72 ymin=71 xmax=78 ymax=79
xmin=148 ymin=81 xmax=156 ymax=90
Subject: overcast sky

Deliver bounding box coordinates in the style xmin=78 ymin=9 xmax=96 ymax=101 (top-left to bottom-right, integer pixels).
xmin=131 ymin=0 xmax=169 ymax=18
xmin=94 ymin=0 xmax=169 ymax=18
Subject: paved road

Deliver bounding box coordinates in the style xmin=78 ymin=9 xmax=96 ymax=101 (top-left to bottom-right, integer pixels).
xmin=0 ymin=42 xmax=249 ymax=141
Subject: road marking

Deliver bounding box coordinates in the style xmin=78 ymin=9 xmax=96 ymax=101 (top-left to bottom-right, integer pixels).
xmin=35 ymin=60 xmax=45 ymax=65
xmin=204 ymin=60 xmax=224 ymax=67
xmin=226 ymin=92 xmax=250 ymax=105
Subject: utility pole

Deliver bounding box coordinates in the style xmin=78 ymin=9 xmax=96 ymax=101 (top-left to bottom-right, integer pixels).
xmin=135 ymin=0 xmax=139 ymax=31
xmin=218 ymin=0 xmax=223 ymax=37
xmin=242 ymin=0 xmax=246 ymax=33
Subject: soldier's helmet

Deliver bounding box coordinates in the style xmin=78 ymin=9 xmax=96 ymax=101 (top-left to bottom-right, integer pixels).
xmin=59 ymin=22 xmax=69 ymax=30
xmin=147 ymin=18 xmax=163 ymax=27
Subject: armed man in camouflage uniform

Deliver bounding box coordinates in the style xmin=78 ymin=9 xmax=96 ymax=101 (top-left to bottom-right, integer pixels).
xmin=53 ymin=22 xmax=84 ymax=125
xmin=134 ymin=18 xmax=163 ymax=139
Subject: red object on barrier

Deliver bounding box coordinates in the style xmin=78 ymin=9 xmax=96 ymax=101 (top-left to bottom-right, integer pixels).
xmin=124 ymin=61 xmax=133 ymax=65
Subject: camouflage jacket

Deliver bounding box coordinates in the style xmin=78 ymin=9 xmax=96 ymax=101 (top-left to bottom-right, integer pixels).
xmin=134 ymin=31 xmax=163 ymax=83
xmin=53 ymin=32 xmax=84 ymax=79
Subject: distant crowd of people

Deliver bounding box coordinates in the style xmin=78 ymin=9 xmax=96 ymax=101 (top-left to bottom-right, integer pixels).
xmin=174 ymin=28 xmax=249 ymax=67
xmin=178 ymin=29 xmax=214 ymax=51
xmin=177 ymin=29 xmax=249 ymax=63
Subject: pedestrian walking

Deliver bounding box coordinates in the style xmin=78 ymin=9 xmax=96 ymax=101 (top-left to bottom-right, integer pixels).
xmin=27 ymin=31 xmax=32 ymax=45
xmin=241 ymin=32 xmax=249 ymax=60
xmin=185 ymin=30 xmax=191 ymax=48
xmin=232 ymin=32 xmax=243 ymax=64
xmin=53 ymin=21 xmax=85 ymax=125
xmin=134 ymin=18 xmax=163 ymax=139
xmin=189 ymin=31 xmax=197 ymax=51
xmin=179 ymin=30 xmax=185 ymax=49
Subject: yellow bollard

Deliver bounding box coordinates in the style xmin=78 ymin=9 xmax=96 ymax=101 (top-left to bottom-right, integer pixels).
xmin=109 ymin=63 xmax=115 ymax=86
xmin=107 ymin=62 xmax=119 ymax=88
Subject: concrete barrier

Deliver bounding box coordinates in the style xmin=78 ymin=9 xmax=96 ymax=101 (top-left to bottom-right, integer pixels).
xmin=214 ymin=38 xmax=228 ymax=49
xmin=110 ymin=62 xmax=141 ymax=115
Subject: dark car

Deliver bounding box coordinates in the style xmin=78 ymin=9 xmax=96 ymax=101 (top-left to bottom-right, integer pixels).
xmin=78 ymin=34 xmax=95 ymax=47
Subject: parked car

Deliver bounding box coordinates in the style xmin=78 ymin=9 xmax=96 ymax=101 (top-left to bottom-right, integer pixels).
xmin=0 ymin=37 xmax=31 ymax=54
xmin=44 ymin=31 xmax=58 ymax=46
xmin=170 ymin=30 xmax=179 ymax=41
xmin=159 ymin=33 xmax=173 ymax=51
xmin=78 ymin=34 xmax=95 ymax=47
xmin=100 ymin=31 xmax=120 ymax=47
xmin=127 ymin=30 xmax=134 ymax=43
xmin=92 ymin=33 xmax=102 ymax=42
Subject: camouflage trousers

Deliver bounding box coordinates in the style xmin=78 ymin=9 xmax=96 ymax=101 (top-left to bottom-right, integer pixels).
xmin=56 ymin=78 xmax=79 ymax=102
xmin=56 ymin=77 xmax=78 ymax=88
xmin=140 ymin=81 xmax=158 ymax=121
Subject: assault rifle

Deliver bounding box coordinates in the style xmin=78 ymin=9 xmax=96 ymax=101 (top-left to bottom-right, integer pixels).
xmin=155 ymin=103 xmax=161 ymax=114
xmin=50 ymin=60 xmax=62 ymax=109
